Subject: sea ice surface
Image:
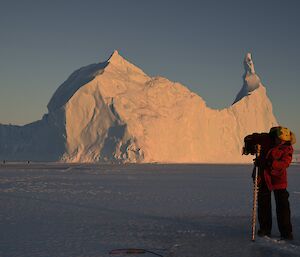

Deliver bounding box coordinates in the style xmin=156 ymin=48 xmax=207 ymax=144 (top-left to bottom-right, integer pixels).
xmin=0 ymin=163 xmax=299 ymax=257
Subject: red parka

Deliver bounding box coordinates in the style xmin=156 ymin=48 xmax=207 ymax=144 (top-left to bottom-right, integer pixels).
xmin=264 ymin=143 xmax=293 ymax=191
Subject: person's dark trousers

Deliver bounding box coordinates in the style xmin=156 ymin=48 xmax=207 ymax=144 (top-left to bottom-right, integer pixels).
xmin=257 ymin=177 xmax=293 ymax=237
xmin=257 ymin=180 xmax=272 ymax=235
xmin=274 ymin=189 xmax=293 ymax=237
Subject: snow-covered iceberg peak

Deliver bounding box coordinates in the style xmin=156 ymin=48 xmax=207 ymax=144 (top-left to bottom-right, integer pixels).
xmin=47 ymin=50 xmax=147 ymax=113
xmin=233 ymin=53 xmax=262 ymax=104
xmin=108 ymin=50 xmax=123 ymax=64
xmin=244 ymin=53 xmax=255 ymax=74
xmin=106 ymin=50 xmax=147 ymax=76
xmin=243 ymin=53 xmax=261 ymax=91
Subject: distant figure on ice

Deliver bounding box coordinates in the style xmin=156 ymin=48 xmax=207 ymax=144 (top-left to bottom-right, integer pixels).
xmin=243 ymin=126 xmax=296 ymax=240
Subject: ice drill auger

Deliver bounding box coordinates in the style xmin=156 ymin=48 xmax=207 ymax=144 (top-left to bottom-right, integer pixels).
xmin=251 ymin=144 xmax=261 ymax=241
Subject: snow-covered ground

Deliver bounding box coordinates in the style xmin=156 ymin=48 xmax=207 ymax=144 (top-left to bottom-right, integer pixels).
xmin=0 ymin=164 xmax=299 ymax=257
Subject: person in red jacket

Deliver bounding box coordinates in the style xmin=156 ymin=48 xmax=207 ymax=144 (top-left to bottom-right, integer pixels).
xmin=244 ymin=126 xmax=296 ymax=240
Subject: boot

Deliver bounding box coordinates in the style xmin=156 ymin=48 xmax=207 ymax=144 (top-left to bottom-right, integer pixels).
xmin=281 ymin=233 xmax=293 ymax=241
xmin=257 ymin=229 xmax=271 ymax=237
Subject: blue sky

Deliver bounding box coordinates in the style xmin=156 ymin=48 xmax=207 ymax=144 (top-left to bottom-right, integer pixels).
xmin=0 ymin=0 xmax=299 ymax=148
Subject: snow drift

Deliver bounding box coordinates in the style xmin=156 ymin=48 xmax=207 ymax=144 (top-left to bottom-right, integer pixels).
xmin=0 ymin=51 xmax=277 ymax=163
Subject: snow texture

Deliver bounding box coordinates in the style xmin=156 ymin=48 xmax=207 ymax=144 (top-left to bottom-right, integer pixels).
xmin=0 ymin=163 xmax=299 ymax=257
xmin=0 ymin=51 xmax=277 ymax=163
